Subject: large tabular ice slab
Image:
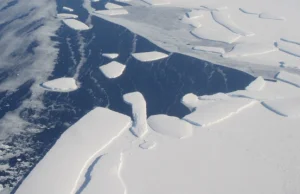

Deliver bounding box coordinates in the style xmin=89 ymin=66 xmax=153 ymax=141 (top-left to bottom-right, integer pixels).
xmin=63 ymin=19 xmax=90 ymax=31
xmin=57 ymin=13 xmax=78 ymax=19
xmin=191 ymin=27 xmax=241 ymax=43
xmin=99 ymin=61 xmax=126 ymax=79
xmin=80 ymin=153 xmax=125 ymax=194
xmin=246 ymin=76 xmax=266 ymax=91
xmin=123 ymin=92 xmax=148 ymax=137
xmin=259 ymin=13 xmax=285 ymax=21
xmin=142 ymin=0 xmax=170 ymax=6
xmin=148 ymin=115 xmax=193 ymax=139
xmin=131 ymin=51 xmax=169 ymax=62
xmin=63 ymin=6 xmax=74 ymax=12
xmin=93 ymin=9 xmax=129 ymax=16
xmin=211 ymin=11 xmax=254 ymax=36
xmin=102 ymin=53 xmax=119 ymax=59
xmin=223 ymin=43 xmax=278 ymax=58
xmin=105 ymin=3 xmax=123 ymax=10
xmin=41 ymin=77 xmax=78 ymax=92
xmin=193 ymin=46 xmax=225 ymax=55
xmin=183 ymin=95 xmax=257 ymax=126
xmin=15 ymin=107 xmax=132 ymax=194
xmin=276 ymin=71 xmax=300 ymax=88
xmin=276 ymin=41 xmax=300 ymax=58
xmin=262 ymin=97 xmax=300 ymax=118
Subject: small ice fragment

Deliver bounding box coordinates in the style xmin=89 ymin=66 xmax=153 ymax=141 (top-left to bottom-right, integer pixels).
xmin=62 ymin=6 xmax=74 ymax=12
xmin=99 ymin=61 xmax=126 ymax=79
xmin=93 ymin=9 xmax=129 ymax=16
xmin=102 ymin=53 xmax=119 ymax=59
xmin=131 ymin=51 xmax=168 ymax=62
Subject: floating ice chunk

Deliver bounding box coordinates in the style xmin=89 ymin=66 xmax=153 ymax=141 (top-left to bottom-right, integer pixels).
xmin=148 ymin=115 xmax=193 ymax=139
xmin=15 ymin=107 xmax=132 ymax=194
xmin=211 ymin=11 xmax=254 ymax=36
xmin=63 ymin=19 xmax=90 ymax=31
xmin=41 ymin=77 xmax=78 ymax=92
xmin=276 ymin=71 xmax=300 ymax=88
xmin=223 ymin=43 xmax=278 ymax=58
xmin=99 ymin=61 xmax=126 ymax=79
xmin=80 ymin=153 xmax=124 ymax=194
xmin=181 ymin=93 xmax=199 ymax=110
xmin=102 ymin=53 xmax=119 ymax=59
xmin=276 ymin=41 xmax=300 ymax=58
xmin=62 ymin=6 xmax=74 ymax=12
xmin=239 ymin=8 xmax=260 ymax=15
xmin=191 ymin=27 xmax=241 ymax=44
xmin=186 ymin=10 xmax=204 ymax=19
xmin=142 ymin=0 xmax=170 ymax=6
xmin=262 ymin=97 xmax=300 ymax=118
xmin=131 ymin=51 xmax=168 ymax=62
xmin=246 ymin=76 xmax=266 ymax=91
xmin=57 ymin=13 xmax=78 ymax=19
xmin=183 ymin=96 xmax=257 ymax=127
xmin=105 ymin=2 xmax=123 ymax=10
xmin=193 ymin=46 xmax=225 ymax=55
xmin=123 ymin=92 xmax=148 ymax=137
xmin=259 ymin=13 xmax=285 ymax=20
xmin=139 ymin=141 xmax=157 ymax=150
xmin=93 ymin=9 xmax=129 ymax=16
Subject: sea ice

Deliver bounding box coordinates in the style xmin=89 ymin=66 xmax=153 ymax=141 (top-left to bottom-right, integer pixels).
xmin=199 ymin=5 xmax=228 ymax=11
xmin=99 ymin=61 xmax=126 ymax=79
xmin=148 ymin=115 xmax=193 ymax=139
xmin=211 ymin=11 xmax=254 ymax=36
xmin=223 ymin=43 xmax=278 ymax=58
xmin=276 ymin=41 xmax=300 ymax=58
xmin=281 ymin=38 xmax=300 ymax=46
xmin=262 ymin=97 xmax=300 ymax=118
xmin=41 ymin=77 xmax=78 ymax=92
xmin=93 ymin=9 xmax=129 ymax=16
xmin=57 ymin=13 xmax=78 ymax=19
xmin=123 ymin=92 xmax=148 ymax=138
xmin=105 ymin=3 xmax=123 ymax=10
xmin=192 ymin=46 xmax=225 ymax=55
xmin=15 ymin=107 xmax=132 ymax=194
xmin=246 ymin=76 xmax=266 ymax=91
xmin=63 ymin=6 xmax=74 ymax=12
xmin=259 ymin=13 xmax=285 ymax=21
xmin=186 ymin=10 xmax=204 ymax=19
xmin=63 ymin=19 xmax=90 ymax=31
xmin=139 ymin=141 xmax=157 ymax=150
xmin=142 ymin=0 xmax=170 ymax=6
xmin=239 ymin=8 xmax=259 ymax=15
xmin=191 ymin=27 xmax=241 ymax=43
xmin=276 ymin=71 xmax=300 ymax=88
xmin=181 ymin=93 xmax=199 ymax=111
xmin=102 ymin=53 xmax=119 ymax=59
xmin=131 ymin=51 xmax=169 ymax=62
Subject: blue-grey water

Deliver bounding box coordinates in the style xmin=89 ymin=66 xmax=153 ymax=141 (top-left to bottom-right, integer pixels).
xmin=0 ymin=0 xmax=254 ymax=192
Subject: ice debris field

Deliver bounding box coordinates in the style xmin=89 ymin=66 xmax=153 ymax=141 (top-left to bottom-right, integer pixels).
xmin=12 ymin=0 xmax=300 ymax=193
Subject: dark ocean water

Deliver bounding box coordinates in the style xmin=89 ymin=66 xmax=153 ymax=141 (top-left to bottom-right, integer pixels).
xmin=0 ymin=0 xmax=255 ymax=192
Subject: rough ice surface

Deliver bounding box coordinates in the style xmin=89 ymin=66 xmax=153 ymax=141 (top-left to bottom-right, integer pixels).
xmin=262 ymin=97 xmax=300 ymax=118
xmin=57 ymin=13 xmax=78 ymax=19
xmin=102 ymin=53 xmax=119 ymax=59
xmin=15 ymin=107 xmax=132 ymax=194
xmin=276 ymin=41 xmax=300 ymax=58
xmin=191 ymin=27 xmax=241 ymax=43
xmin=148 ymin=115 xmax=193 ymax=139
xmin=62 ymin=6 xmax=74 ymax=12
xmin=99 ymin=61 xmax=126 ymax=79
xmin=131 ymin=51 xmax=169 ymax=62
xmin=276 ymin=71 xmax=300 ymax=88
xmin=105 ymin=3 xmax=123 ymax=10
xmin=93 ymin=9 xmax=129 ymax=16
xmin=223 ymin=43 xmax=278 ymax=58
xmin=246 ymin=76 xmax=266 ymax=91
xmin=259 ymin=13 xmax=285 ymax=21
xmin=123 ymin=92 xmax=148 ymax=138
xmin=193 ymin=46 xmax=225 ymax=55
xmin=41 ymin=77 xmax=78 ymax=92
xmin=63 ymin=19 xmax=90 ymax=31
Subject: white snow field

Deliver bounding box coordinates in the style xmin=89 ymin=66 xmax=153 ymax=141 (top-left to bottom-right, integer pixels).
xmin=245 ymin=76 xmax=265 ymax=91
xmin=276 ymin=71 xmax=300 ymax=88
xmin=123 ymin=92 xmax=148 ymax=137
xmin=142 ymin=0 xmax=171 ymax=6
xmin=99 ymin=61 xmax=126 ymax=79
xmin=15 ymin=107 xmax=132 ymax=194
xmin=93 ymin=9 xmax=129 ymax=16
xmin=131 ymin=51 xmax=169 ymax=62
xmin=102 ymin=53 xmax=119 ymax=59
xmin=41 ymin=77 xmax=78 ymax=92
xmin=63 ymin=19 xmax=90 ymax=30
xmin=262 ymin=97 xmax=300 ymax=118
xmin=277 ymin=40 xmax=300 ymax=58
xmin=259 ymin=12 xmax=285 ymax=21
xmin=223 ymin=43 xmax=278 ymax=58
xmin=192 ymin=46 xmax=225 ymax=55
xmin=57 ymin=13 xmax=78 ymax=19
xmin=148 ymin=115 xmax=193 ymax=139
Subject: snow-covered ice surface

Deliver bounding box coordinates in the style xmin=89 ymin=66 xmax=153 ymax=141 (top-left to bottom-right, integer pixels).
xmin=193 ymin=46 xmax=225 ymax=55
xmin=245 ymin=76 xmax=265 ymax=91
xmin=259 ymin=13 xmax=285 ymax=21
xmin=262 ymin=97 xmax=300 ymax=118
xmin=102 ymin=53 xmax=119 ymax=59
xmin=15 ymin=107 xmax=132 ymax=194
xmin=105 ymin=3 xmax=124 ymax=10
xmin=223 ymin=43 xmax=278 ymax=58
xmin=41 ymin=77 xmax=78 ymax=92
xmin=132 ymin=51 xmax=169 ymax=62
xmin=99 ymin=61 xmax=126 ymax=79
xmin=63 ymin=19 xmax=90 ymax=31
xmin=123 ymin=92 xmax=148 ymax=137
xmin=148 ymin=115 xmax=193 ymax=139
xmin=93 ymin=9 xmax=129 ymax=16
xmin=276 ymin=71 xmax=300 ymax=88
xmin=142 ymin=0 xmax=171 ymax=6
xmin=63 ymin=6 xmax=74 ymax=12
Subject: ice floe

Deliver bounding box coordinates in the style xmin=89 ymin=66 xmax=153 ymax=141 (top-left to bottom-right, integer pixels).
xmin=142 ymin=0 xmax=171 ymax=6
xmin=105 ymin=2 xmax=123 ymax=10
xmin=131 ymin=51 xmax=169 ymax=62
xmin=148 ymin=115 xmax=193 ymax=139
xmin=262 ymin=97 xmax=300 ymax=118
xmin=102 ymin=53 xmax=119 ymax=59
xmin=193 ymin=46 xmax=225 ymax=55
xmin=99 ymin=61 xmax=126 ymax=79
xmin=41 ymin=77 xmax=78 ymax=92
xmin=211 ymin=11 xmax=254 ymax=36
xmin=259 ymin=13 xmax=285 ymax=21
xmin=62 ymin=6 xmax=74 ymax=12
xmin=139 ymin=141 xmax=157 ymax=150
xmin=276 ymin=41 xmax=300 ymax=58
xmin=57 ymin=13 xmax=78 ymax=19
xmin=15 ymin=107 xmax=132 ymax=194
xmin=63 ymin=19 xmax=90 ymax=31
xmin=123 ymin=92 xmax=148 ymax=138
xmin=223 ymin=43 xmax=278 ymax=58
xmin=246 ymin=76 xmax=265 ymax=91
xmin=276 ymin=71 xmax=300 ymax=88
xmin=93 ymin=9 xmax=129 ymax=16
